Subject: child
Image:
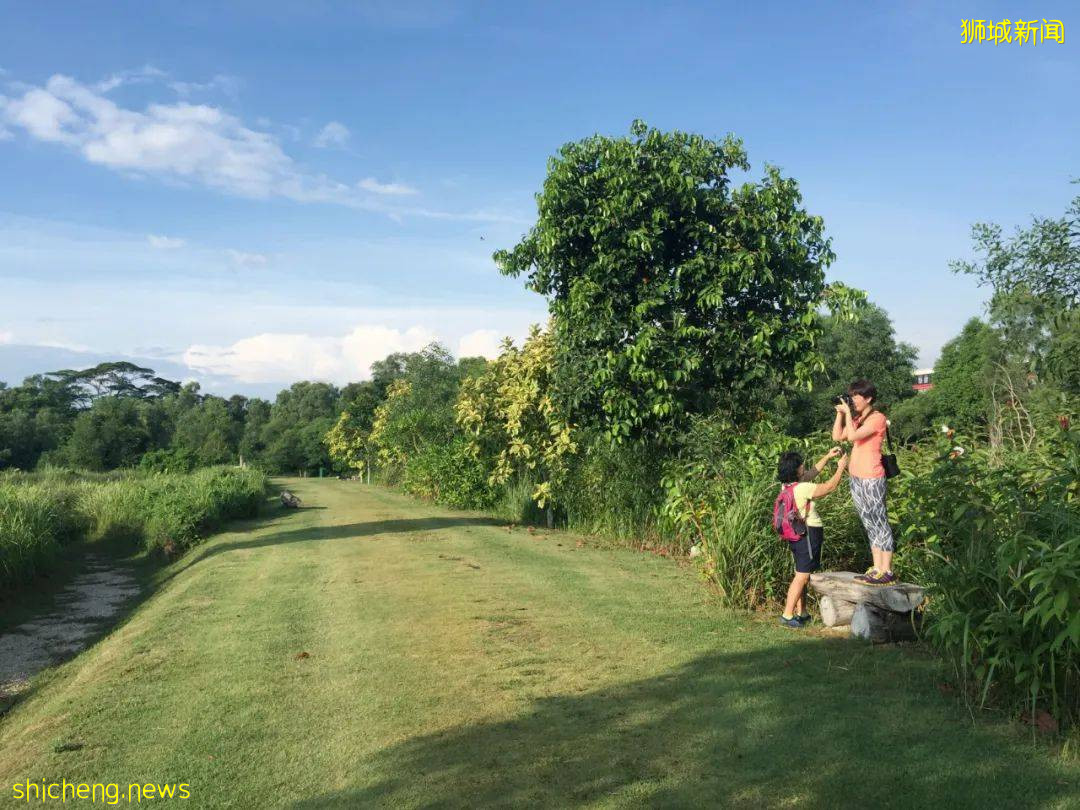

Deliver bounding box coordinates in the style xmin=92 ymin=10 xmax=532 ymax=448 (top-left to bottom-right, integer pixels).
xmin=776 ymin=447 xmax=848 ymax=627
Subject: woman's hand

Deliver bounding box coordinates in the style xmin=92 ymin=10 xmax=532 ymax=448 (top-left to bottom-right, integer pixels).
xmin=827 ymin=446 xmax=842 ymax=459
xmin=837 ymin=453 xmax=849 ymax=471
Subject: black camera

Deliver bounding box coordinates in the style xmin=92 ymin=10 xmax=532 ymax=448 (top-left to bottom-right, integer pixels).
xmin=831 ymin=393 xmax=855 ymax=411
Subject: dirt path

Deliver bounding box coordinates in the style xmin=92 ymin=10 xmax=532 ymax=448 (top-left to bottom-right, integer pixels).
xmin=0 ymin=556 xmax=139 ymax=698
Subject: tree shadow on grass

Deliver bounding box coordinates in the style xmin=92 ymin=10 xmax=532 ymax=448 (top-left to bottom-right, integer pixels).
xmin=183 ymin=516 xmax=505 ymax=566
xmin=292 ymin=642 xmax=1079 ymax=809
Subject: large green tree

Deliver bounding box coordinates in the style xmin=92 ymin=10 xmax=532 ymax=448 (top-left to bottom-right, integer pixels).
xmin=456 ymin=325 xmax=576 ymax=508
xmin=48 ymin=361 xmax=180 ymax=405
xmin=239 ymin=398 xmax=271 ymax=465
xmin=950 ymin=189 xmax=1079 ymax=445
xmin=495 ymin=121 xmax=861 ymax=445
xmin=952 ymin=190 xmax=1078 ymax=382
xmin=60 ymin=397 xmax=152 ymax=470
xmin=0 ymin=375 xmax=80 ymax=469
xmin=172 ymin=396 xmax=239 ymax=466
xmin=261 ymin=382 xmax=341 ymax=474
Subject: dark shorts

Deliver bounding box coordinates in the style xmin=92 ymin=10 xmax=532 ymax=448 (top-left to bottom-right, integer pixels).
xmin=789 ymin=526 xmax=823 ymax=574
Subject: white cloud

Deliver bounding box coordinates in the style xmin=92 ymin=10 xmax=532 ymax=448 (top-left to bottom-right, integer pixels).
xmin=313 ymin=121 xmax=350 ymax=148
xmin=183 ymin=324 xmax=437 ymax=383
xmin=0 ymin=72 xmax=520 ymax=223
xmin=357 ymin=177 xmax=418 ymax=196
xmin=170 ymin=74 xmax=242 ymax=99
xmin=147 ymin=234 xmax=186 ymax=249
xmin=457 ymin=329 xmax=504 ymax=359
xmin=0 ymin=330 xmax=13 ymax=344
xmin=227 ymin=249 xmax=269 ymax=268
xmin=94 ymin=65 xmax=168 ymax=93
xmin=0 ymin=74 xmax=345 ymax=201
xmin=1 ymin=87 xmax=81 ymax=143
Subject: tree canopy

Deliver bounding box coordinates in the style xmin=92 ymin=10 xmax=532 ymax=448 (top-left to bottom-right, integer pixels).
xmin=496 ymin=121 xmax=861 ymax=445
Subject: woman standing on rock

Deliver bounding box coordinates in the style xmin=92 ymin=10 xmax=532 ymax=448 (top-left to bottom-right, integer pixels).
xmin=832 ymin=379 xmax=896 ymax=585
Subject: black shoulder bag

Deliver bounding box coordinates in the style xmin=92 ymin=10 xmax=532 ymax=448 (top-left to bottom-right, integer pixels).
xmin=881 ymin=420 xmax=900 ymax=479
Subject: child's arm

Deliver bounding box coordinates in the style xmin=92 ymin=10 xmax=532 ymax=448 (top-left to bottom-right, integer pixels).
xmin=811 ymin=454 xmax=848 ymax=498
xmin=804 ymin=447 xmax=842 ymax=480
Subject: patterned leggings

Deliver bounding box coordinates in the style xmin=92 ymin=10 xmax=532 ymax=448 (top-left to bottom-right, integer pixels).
xmin=849 ymin=475 xmax=894 ymax=552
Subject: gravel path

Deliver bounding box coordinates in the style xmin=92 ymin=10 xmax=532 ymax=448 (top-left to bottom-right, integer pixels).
xmin=0 ymin=556 xmax=139 ymax=697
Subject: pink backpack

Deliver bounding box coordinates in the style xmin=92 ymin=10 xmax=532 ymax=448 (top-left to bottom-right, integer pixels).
xmin=772 ymin=483 xmax=808 ymax=542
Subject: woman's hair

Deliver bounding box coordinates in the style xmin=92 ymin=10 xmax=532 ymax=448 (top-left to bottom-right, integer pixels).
xmin=777 ymin=450 xmax=803 ymax=484
xmin=847 ymin=379 xmax=878 ymax=403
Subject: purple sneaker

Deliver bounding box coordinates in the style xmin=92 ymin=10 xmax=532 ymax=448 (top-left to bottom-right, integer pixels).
xmin=867 ymin=571 xmax=898 ymax=586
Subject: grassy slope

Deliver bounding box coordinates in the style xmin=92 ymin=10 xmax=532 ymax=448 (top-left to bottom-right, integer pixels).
xmin=1 ymin=478 xmax=1077 ymax=808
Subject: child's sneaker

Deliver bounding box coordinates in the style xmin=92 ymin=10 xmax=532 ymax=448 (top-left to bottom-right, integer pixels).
xmin=779 ymin=616 xmax=804 ymax=629
xmin=796 ymin=613 xmax=812 ymax=625
xmin=853 ymin=567 xmax=879 ymax=583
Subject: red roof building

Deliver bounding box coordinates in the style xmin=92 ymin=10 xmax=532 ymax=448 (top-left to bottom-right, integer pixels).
xmin=913 ymin=367 xmax=934 ymax=392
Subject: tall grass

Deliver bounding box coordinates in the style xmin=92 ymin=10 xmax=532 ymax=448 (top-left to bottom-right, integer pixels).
xmin=0 ymin=478 xmax=90 ymax=589
xmin=556 ymin=437 xmax=665 ymax=544
xmin=0 ymin=466 xmax=268 ymax=590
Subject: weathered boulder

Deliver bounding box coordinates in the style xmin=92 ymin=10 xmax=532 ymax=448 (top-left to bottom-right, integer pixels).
xmin=850 ymin=602 xmax=922 ymax=642
xmin=818 ymin=595 xmax=857 ymax=628
xmin=809 ymin=571 xmax=926 ymax=640
xmin=809 ymin=571 xmax=924 ymax=612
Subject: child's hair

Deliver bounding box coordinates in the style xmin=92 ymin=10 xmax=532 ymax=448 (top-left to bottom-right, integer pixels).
xmin=777 ymin=451 xmax=803 ymax=484
xmin=847 ymin=379 xmax=878 ymax=402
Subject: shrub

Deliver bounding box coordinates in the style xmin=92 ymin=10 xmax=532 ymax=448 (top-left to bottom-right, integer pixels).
xmin=556 ymin=433 xmax=665 ymax=543
xmin=400 ymin=438 xmax=498 ymax=510
xmin=139 ymin=448 xmax=199 ymax=474
xmin=891 ymin=425 xmax=1080 ymax=725
xmin=143 ymin=467 xmax=266 ymax=553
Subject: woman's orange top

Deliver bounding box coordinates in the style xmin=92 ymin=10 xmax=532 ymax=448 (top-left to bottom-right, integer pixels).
xmin=849 ymin=410 xmax=887 ymax=479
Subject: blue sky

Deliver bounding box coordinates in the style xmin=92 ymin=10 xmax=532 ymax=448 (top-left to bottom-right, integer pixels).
xmin=1 ymin=1 xmax=1076 ymax=395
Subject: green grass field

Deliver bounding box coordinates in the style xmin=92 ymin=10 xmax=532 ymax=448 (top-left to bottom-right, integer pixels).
xmin=1 ymin=478 xmax=1078 ymax=808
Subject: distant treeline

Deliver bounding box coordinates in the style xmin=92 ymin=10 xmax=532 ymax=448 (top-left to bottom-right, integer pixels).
xmin=0 ymin=298 xmax=1011 ymax=476
xmin=0 ymin=355 xmax=485 ymax=475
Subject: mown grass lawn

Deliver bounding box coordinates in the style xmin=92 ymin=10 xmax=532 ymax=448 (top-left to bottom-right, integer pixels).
xmin=1 ymin=478 xmax=1078 ymax=808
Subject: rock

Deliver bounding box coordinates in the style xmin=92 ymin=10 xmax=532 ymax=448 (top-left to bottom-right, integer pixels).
xmin=818 ymin=595 xmax=856 ymax=627
xmin=808 ymin=571 xmax=925 ymax=612
xmin=850 ymin=602 xmax=921 ymax=643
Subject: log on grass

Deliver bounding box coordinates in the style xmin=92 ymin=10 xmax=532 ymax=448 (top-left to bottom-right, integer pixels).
xmin=818 ymin=596 xmax=857 ymax=628
xmin=850 ymin=602 xmax=922 ymax=643
xmin=809 ymin=571 xmax=925 ymax=613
